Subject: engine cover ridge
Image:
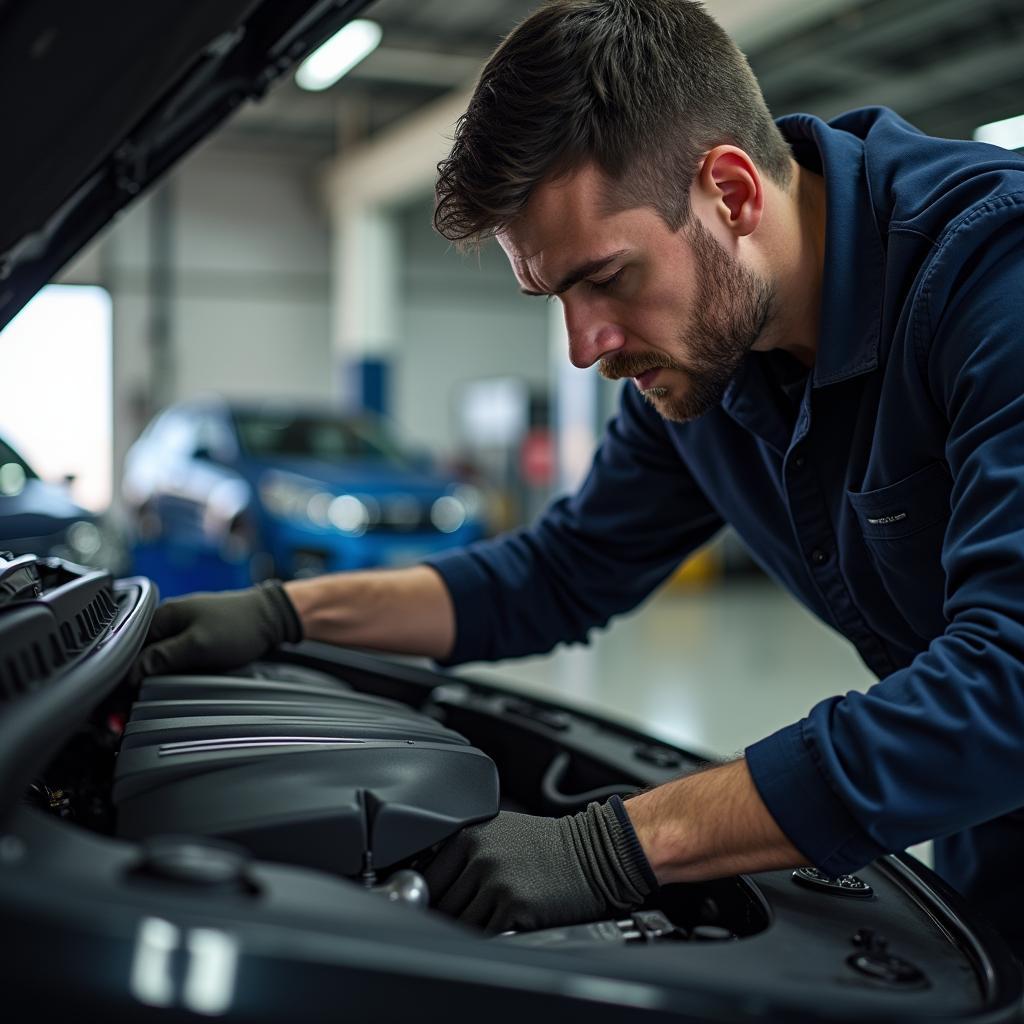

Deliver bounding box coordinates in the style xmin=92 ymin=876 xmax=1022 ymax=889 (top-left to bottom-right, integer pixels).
xmin=113 ymin=667 xmax=499 ymax=875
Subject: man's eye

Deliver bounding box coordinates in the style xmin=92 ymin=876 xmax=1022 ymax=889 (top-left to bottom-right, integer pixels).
xmin=589 ymin=269 xmax=623 ymax=292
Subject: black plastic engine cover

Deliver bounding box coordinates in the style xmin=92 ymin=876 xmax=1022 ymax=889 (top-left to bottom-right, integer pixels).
xmin=113 ymin=670 xmax=499 ymax=876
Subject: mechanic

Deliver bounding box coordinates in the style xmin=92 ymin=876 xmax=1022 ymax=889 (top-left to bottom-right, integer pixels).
xmin=136 ymin=0 xmax=1024 ymax=950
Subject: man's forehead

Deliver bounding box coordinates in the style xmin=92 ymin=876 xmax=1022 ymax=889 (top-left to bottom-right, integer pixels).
xmin=496 ymin=166 xmax=621 ymax=282
xmin=499 ymin=174 xmax=675 ymax=296
xmin=496 ymin=222 xmax=559 ymax=292
xmin=495 ymin=229 xmax=536 ymax=265
xmin=497 ymin=244 xmax=547 ymax=298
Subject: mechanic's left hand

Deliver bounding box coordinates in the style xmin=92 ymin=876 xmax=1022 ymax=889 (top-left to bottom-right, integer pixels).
xmin=421 ymin=797 xmax=657 ymax=933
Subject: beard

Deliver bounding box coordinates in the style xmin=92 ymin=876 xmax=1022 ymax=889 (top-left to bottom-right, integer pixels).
xmin=598 ymin=217 xmax=776 ymax=422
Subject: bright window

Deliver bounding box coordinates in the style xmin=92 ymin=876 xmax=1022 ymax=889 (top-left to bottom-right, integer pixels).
xmin=0 ymin=284 xmax=113 ymax=511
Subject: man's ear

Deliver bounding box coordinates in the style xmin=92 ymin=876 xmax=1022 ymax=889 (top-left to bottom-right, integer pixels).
xmin=695 ymin=146 xmax=763 ymax=237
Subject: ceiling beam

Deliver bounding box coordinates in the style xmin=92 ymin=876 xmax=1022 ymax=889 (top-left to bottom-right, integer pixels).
xmin=347 ymin=45 xmax=482 ymax=88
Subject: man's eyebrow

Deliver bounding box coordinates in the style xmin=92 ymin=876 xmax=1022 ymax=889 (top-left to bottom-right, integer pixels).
xmin=519 ymin=250 xmax=628 ymax=297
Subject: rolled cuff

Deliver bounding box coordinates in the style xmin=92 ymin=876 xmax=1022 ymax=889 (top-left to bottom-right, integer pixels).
xmin=606 ymin=794 xmax=659 ymax=894
xmin=746 ymin=720 xmax=886 ymax=876
xmin=262 ymin=580 xmax=304 ymax=644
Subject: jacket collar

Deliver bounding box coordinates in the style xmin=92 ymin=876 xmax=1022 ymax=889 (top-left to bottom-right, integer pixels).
xmin=722 ymin=108 xmax=888 ymax=436
xmin=778 ymin=111 xmax=888 ymax=388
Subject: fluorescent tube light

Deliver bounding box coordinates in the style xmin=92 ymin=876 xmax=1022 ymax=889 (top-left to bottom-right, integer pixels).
xmin=295 ymin=20 xmax=382 ymax=91
xmin=974 ymin=113 xmax=1024 ymax=151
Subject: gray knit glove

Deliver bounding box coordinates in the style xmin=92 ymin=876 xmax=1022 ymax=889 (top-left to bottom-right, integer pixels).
xmin=134 ymin=581 xmax=303 ymax=679
xmin=422 ymin=797 xmax=657 ymax=933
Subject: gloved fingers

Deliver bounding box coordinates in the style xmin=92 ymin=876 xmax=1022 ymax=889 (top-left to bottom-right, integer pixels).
xmin=435 ymin=878 xmax=484 ymax=924
xmin=421 ymin=838 xmax=475 ymax=909
xmin=130 ymin=605 xmax=194 ymax=685
xmin=143 ymin=599 xmax=195 ymax=644
xmin=127 ymin=585 xmax=300 ymax=685
xmin=429 ymin=864 xmax=539 ymax=933
xmin=420 ymin=809 xmax=634 ymax=934
xmin=476 ymin=884 xmax=548 ymax=934
xmin=434 ymin=873 xmax=514 ymax=933
xmin=135 ymin=628 xmax=213 ymax=679
xmin=467 ymin=890 xmax=507 ymax=933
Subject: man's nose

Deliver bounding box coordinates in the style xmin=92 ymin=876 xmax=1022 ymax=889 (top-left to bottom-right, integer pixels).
xmin=563 ymin=300 xmax=625 ymax=369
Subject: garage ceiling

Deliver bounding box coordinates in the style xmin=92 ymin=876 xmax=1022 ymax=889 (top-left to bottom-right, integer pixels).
xmin=749 ymin=0 xmax=1024 ymax=139
xmin=226 ymin=0 xmax=1024 ymax=153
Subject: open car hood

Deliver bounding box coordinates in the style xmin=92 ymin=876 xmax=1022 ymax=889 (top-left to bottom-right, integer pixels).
xmin=0 ymin=0 xmax=371 ymax=334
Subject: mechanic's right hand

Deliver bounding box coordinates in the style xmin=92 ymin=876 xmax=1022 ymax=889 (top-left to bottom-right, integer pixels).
xmin=420 ymin=798 xmax=656 ymax=934
xmin=133 ymin=581 xmax=303 ymax=680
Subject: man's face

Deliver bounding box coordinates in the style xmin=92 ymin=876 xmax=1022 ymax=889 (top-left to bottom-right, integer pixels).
xmin=497 ymin=164 xmax=776 ymax=422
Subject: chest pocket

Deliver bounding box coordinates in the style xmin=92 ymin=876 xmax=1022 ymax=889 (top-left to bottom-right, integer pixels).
xmin=846 ymin=461 xmax=953 ymax=642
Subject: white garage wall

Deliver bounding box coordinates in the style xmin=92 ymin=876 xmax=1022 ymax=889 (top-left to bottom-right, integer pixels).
xmin=172 ymin=140 xmax=332 ymax=401
xmin=391 ymin=194 xmax=551 ymax=452
xmin=59 ymin=136 xmax=334 ymax=509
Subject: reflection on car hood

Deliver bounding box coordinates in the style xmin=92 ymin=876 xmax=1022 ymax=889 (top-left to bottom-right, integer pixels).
xmin=0 ymin=0 xmax=372 ymax=334
xmin=0 ymin=479 xmax=92 ymax=540
xmin=245 ymin=457 xmax=457 ymax=498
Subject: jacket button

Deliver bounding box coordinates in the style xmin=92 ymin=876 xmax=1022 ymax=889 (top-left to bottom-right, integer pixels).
xmin=811 ymin=548 xmax=829 ymax=566
xmin=793 ymin=455 xmax=806 ymax=470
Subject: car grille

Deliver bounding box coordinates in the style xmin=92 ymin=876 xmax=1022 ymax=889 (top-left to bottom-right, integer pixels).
xmin=0 ymin=557 xmax=118 ymax=699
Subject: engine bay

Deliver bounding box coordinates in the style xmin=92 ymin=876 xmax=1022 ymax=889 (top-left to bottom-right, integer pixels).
xmin=1 ymin=554 xmax=1022 ymax=1022
xmin=114 ymin=665 xmax=500 ymax=881
xmin=37 ymin=652 xmax=769 ymax=945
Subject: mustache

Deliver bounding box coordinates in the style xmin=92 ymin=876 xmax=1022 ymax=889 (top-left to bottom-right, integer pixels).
xmin=598 ymin=352 xmax=679 ymax=381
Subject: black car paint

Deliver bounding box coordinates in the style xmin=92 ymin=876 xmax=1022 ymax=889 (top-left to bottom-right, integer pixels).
xmin=1 ymin=555 xmax=1022 ymax=1022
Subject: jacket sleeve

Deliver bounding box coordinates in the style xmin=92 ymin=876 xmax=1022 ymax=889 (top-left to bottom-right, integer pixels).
xmin=747 ymin=204 xmax=1024 ymax=874
xmin=424 ymin=382 xmax=723 ymax=665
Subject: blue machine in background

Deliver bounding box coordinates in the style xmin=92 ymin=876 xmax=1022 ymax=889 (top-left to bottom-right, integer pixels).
xmin=122 ymin=399 xmax=486 ymax=597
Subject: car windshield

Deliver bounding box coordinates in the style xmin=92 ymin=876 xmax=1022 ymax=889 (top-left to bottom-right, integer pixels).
xmin=232 ymin=412 xmax=413 ymax=467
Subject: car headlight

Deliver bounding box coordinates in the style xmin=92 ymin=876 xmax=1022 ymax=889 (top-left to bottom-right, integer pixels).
xmin=328 ymin=494 xmax=370 ymax=536
xmin=66 ymin=520 xmax=102 ymax=559
xmin=452 ymin=484 xmax=483 ymax=520
xmin=260 ymin=474 xmax=382 ymax=538
xmin=0 ymin=462 xmax=26 ymax=496
xmin=59 ymin=517 xmax=127 ymax=573
xmin=259 ymin=474 xmax=319 ymax=524
xmin=306 ymin=491 xmax=333 ymax=528
xmin=431 ymin=495 xmax=466 ymax=534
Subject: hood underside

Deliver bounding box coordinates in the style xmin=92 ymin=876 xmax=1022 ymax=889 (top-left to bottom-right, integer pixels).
xmin=0 ymin=0 xmax=371 ymax=334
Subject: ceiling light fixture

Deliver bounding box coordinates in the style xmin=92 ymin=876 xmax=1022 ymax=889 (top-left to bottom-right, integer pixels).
xmin=974 ymin=113 xmax=1024 ymax=151
xmin=295 ymin=19 xmax=382 ymax=91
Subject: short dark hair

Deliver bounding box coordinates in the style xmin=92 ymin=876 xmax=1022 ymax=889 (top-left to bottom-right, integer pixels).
xmin=434 ymin=0 xmax=793 ymax=247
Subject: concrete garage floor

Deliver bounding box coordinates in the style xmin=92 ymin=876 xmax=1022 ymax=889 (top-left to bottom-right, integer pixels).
xmin=454 ymin=576 xmax=933 ymax=866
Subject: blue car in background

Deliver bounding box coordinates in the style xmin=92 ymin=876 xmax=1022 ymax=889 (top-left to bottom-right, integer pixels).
xmin=123 ymin=399 xmax=486 ymax=597
xmin=0 ymin=435 xmax=123 ymax=571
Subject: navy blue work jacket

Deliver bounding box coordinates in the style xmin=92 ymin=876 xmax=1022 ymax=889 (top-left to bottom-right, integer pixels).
xmin=427 ymin=108 xmax=1024 ymax=949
